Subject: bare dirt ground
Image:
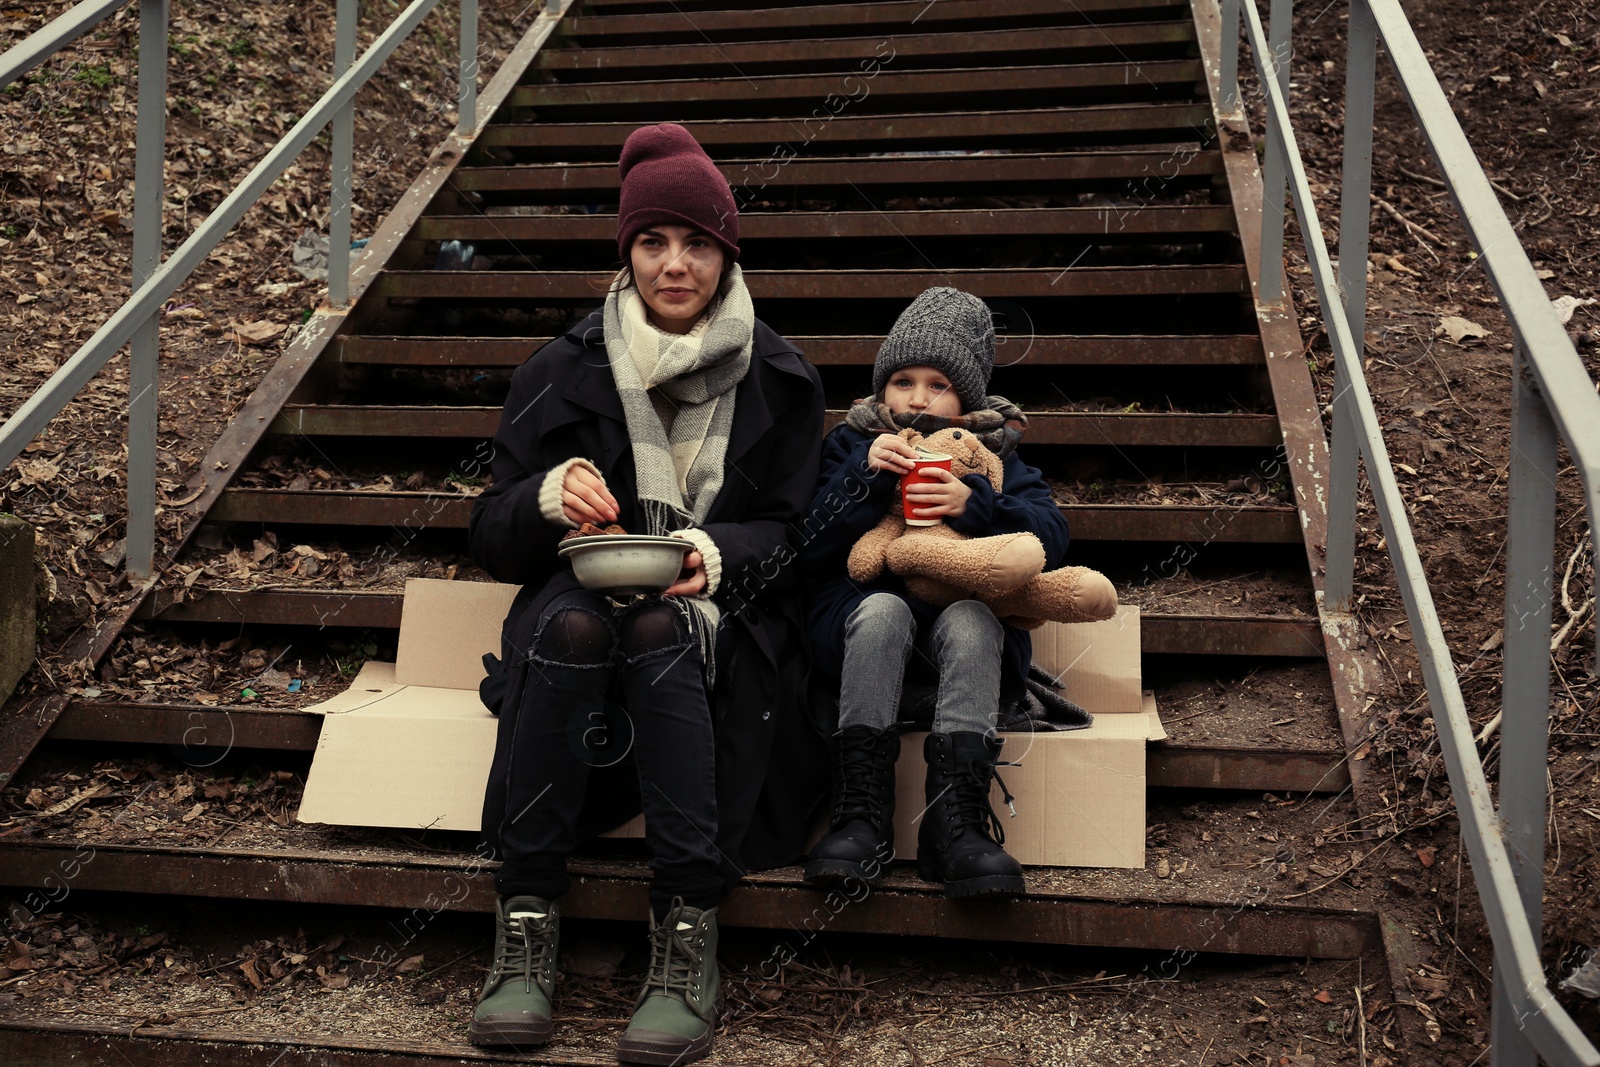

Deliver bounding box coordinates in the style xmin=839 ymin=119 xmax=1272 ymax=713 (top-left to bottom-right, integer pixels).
xmin=2 ymin=0 xmax=1600 ymax=1062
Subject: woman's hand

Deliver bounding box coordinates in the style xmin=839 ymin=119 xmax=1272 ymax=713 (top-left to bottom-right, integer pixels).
xmin=867 ymin=433 xmax=918 ymax=473
xmin=563 ymin=464 xmax=620 ymax=526
xmin=662 ymin=550 xmax=707 ymax=597
xmin=904 ymin=468 xmax=972 ymax=520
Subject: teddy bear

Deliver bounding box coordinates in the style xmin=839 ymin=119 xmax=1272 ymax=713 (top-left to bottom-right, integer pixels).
xmin=846 ymin=426 xmax=1117 ymax=630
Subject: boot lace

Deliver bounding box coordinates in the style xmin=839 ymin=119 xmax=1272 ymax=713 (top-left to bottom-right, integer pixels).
xmin=492 ymin=907 xmax=556 ymax=994
xmin=949 ymin=759 xmax=1018 ymax=846
xmin=644 ymin=900 xmax=708 ymax=1011
xmin=831 ymin=734 xmax=891 ymax=826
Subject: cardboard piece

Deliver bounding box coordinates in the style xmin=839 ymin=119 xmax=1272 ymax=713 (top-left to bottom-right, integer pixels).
xmin=891 ymin=693 xmax=1163 ymax=869
xmin=1029 ymin=605 xmax=1143 ymax=713
xmin=298 ymin=579 xmax=1160 ymax=868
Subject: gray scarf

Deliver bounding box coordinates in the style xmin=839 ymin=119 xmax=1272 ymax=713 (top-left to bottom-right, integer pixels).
xmin=602 ymin=265 xmax=755 ymax=685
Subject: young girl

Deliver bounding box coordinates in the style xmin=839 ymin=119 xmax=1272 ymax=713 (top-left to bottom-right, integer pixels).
xmin=799 ymin=287 xmax=1070 ymax=899
xmin=467 ymin=123 xmax=826 ymax=1064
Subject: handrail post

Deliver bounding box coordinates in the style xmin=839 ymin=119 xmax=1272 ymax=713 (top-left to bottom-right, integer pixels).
xmin=328 ymin=0 xmax=357 ymax=309
xmin=458 ymin=0 xmax=478 ymax=135
xmin=1257 ymin=0 xmax=1292 ymax=306
xmin=1493 ymin=346 xmax=1559 ymax=1065
xmin=125 ymin=0 xmax=167 ymax=583
xmin=1219 ymin=0 xmax=1242 ymax=115
xmin=1324 ymin=0 xmax=1377 ymax=611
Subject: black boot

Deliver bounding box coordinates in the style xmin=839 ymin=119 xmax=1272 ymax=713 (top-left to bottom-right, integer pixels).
xmin=917 ymin=732 xmax=1025 ymax=899
xmin=804 ymin=726 xmax=900 ymax=887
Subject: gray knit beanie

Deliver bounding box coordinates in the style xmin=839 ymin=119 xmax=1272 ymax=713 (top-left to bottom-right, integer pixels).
xmin=873 ymin=287 xmax=995 ymax=413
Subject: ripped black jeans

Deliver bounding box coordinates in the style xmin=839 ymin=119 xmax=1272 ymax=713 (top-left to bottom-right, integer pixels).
xmin=493 ymin=587 xmax=725 ymax=914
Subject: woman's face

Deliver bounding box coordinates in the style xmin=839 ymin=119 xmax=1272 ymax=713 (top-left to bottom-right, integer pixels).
xmin=883 ymin=364 xmax=963 ymax=419
xmin=629 ymin=225 xmax=726 ymax=335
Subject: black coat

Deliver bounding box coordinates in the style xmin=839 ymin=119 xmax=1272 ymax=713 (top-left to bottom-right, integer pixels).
xmin=468 ymin=309 xmax=830 ymax=876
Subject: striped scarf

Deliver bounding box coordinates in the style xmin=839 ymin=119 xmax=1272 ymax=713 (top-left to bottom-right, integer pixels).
xmin=843 ymin=394 xmax=1028 ymax=459
xmin=603 ymin=265 xmax=755 ymax=685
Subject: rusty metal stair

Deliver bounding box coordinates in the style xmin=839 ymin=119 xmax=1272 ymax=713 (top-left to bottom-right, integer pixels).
xmin=9 ymin=0 xmax=1365 ymax=963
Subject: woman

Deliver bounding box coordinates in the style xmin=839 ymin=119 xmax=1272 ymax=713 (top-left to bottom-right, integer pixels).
xmin=465 ymin=123 xmax=827 ymax=1065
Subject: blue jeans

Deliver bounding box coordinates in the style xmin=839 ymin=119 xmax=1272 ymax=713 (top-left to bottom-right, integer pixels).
xmin=837 ymin=593 xmax=1004 ymax=736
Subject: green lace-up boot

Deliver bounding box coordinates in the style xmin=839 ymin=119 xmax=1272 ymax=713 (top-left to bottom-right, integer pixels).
xmin=468 ymin=895 xmax=559 ymax=1047
xmin=615 ymin=899 xmax=720 ymax=1065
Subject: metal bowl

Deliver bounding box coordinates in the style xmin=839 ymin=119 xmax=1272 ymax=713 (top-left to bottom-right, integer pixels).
xmin=556 ymin=535 xmax=694 ymax=596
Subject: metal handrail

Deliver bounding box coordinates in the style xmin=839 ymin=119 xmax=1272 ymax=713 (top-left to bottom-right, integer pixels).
xmin=1223 ymin=0 xmax=1600 ymax=1063
xmin=0 ymin=0 xmax=126 ymax=88
xmin=0 ymin=0 xmax=515 ymax=580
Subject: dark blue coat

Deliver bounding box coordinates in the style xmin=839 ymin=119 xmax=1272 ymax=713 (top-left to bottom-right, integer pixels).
xmin=799 ymin=424 xmax=1071 ymax=708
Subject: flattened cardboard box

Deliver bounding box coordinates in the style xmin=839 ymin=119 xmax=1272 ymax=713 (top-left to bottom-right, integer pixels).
xmin=299 ymin=580 xmax=1158 ymax=867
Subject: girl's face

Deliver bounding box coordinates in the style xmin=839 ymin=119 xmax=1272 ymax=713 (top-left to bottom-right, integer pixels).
xmin=630 ymin=225 xmax=725 ymax=335
xmin=883 ymin=365 xmax=963 ymax=419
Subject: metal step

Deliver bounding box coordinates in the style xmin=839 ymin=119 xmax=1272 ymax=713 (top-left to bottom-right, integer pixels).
xmin=46 ymin=699 xmax=1345 ymax=792
xmin=474 ymin=106 xmax=1217 ymax=160
xmin=328 ymin=334 xmax=1265 ymax=367
xmin=460 ymin=149 xmax=1222 ymax=194
xmin=135 ymin=586 xmax=1319 ymax=655
xmin=203 ymin=490 xmax=1299 ymax=542
xmin=508 ymin=62 xmax=1206 ymax=116
xmin=413 ymin=205 xmax=1238 ymax=244
xmin=260 ymin=405 xmax=1278 ymax=447
xmin=367 ymin=267 xmax=1249 ymax=301
xmin=575 ymin=0 xmax=1184 ymax=15
xmin=0 ymin=841 xmax=1378 ymax=958
xmin=537 ymin=21 xmax=1198 ymax=78
xmin=560 ymin=0 xmax=1190 ymax=43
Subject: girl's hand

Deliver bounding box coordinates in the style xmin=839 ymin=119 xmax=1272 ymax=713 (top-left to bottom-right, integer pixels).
xmin=867 ymin=433 xmax=918 ymax=473
xmin=904 ymin=468 xmax=972 ymax=519
xmin=563 ymin=464 xmax=620 ymax=526
xmin=663 ymin=550 xmax=707 ymax=597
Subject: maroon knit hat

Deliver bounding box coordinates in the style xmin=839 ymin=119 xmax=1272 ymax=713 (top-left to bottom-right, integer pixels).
xmin=616 ymin=123 xmax=740 ymax=264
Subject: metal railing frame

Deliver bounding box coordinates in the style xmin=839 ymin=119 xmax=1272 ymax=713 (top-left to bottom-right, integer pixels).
xmin=1221 ymin=0 xmax=1600 ymax=1063
xmin=0 ymin=0 xmax=501 ymax=581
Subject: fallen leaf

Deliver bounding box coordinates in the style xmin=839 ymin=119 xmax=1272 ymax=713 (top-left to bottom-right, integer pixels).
xmin=18 ymin=458 xmax=58 ymax=486
xmin=1437 ymin=316 xmax=1488 ymax=343
xmin=1417 ymin=847 xmax=1437 ymax=867
xmin=240 ymin=958 xmax=264 ymax=990
xmin=1386 ymin=255 xmax=1420 ymax=277
xmin=35 ymin=782 xmax=111 ymax=817
xmin=1552 ymin=295 xmax=1597 ymax=325
xmin=229 ymin=319 xmax=286 ymax=346
xmin=1314 ymin=989 xmax=1333 ymax=1004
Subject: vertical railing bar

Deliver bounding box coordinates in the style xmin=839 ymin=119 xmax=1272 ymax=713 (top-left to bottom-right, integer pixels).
xmin=1257 ymin=0 xmax=1292 ymax=306
xmin=125 ymin=0 xmax=167 ymax=583
xmin=1324 ymin=0 xmax=1377 ymax=611
xmin=1219 ymin=0 xmax=1242 ymax=114
xmin=458 ymin=0 xmax=478 ymax=135
xmin=1492 ymin=347 xmax=1559 ymax=1066
xmin=328 ymin=0 xmax=357 ymax=310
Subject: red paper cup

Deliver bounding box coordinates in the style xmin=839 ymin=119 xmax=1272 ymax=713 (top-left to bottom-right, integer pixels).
xmin=900 ymin=451 xmax=952 ymax=526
